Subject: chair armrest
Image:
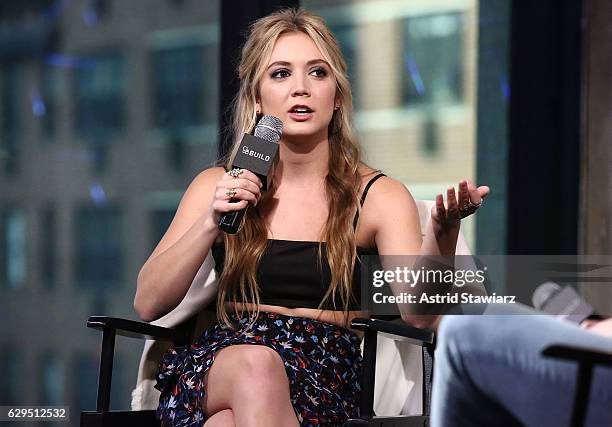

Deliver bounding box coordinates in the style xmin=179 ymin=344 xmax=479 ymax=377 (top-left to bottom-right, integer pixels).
xmin=351 ymin=317 xmax=434 ymax=346
xmin=87 ymin=316 xmax=189 ymax=344
xmin=87 ymin=315 xmax=192 ymax=413
xmin=542 ymin=344 xmax=612 ymax=367
xmin=352 ymin=317 xmax=435 ymax=420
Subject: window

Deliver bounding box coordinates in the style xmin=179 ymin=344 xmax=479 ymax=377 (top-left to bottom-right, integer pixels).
xmin=0 ymin=348 xmax=22 ymax=405
xmin=74 ymin=206 xmax=123 ymax=290
xmin=75 ymin=51 xmax=125 ymax=139
xmin=167 ymin=0 xmax=187 ymax=7
xmin=152 ymin=45 xmax=212 ymax=129
xmin=402 ymin=12 xmax=465 ymax=106
xmin=72 ymin=353 xmax=98 ymax=414
xmin=329 ymin=23 xmax=360 ymax=109
xmin=39 ymin=351 xmax=64 ymax=406
xmin=84 ymin=0 xmax=110 ymax=24
xmin=150 ymin=35 xmax=219 ymax=167
xmin=148 ymin=22 xmax=220 ymax=166
xmin=40 ymin=206 xmax=57 ymax=288
xmin=1 ymin=208 xmax=27 ymax=289
xmin=1 ymin=64 xmax=20 ymax=175
xmin=146 ymin=191 xmax=181 ymax=251
xmin=109 ymin=354 xmax=127 ymax=409
xmin=39 ymin=64 xmax=60 ymax=139
xmin=72 ymin=351 xmax=126 ymax=412
xmin=304 ymin=0 xmax=485 ymax=250
xmin=150 ymin=208 xmax=176 ymax=251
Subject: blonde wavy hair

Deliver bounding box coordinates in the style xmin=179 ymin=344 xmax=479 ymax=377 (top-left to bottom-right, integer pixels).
xmin=217 ymin=8 xmax=364 ymax=329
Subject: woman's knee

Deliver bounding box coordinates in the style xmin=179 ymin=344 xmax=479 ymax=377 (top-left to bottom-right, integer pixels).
xmin=203 ymin=408 xmax=235 ymax=427
xmin=233 ymin=345 xmax=290 ymax=388
xmin=203 ymin=345 xmax=290 ymax=415
xmin=210 ymin=345 xmax=289 ymax=394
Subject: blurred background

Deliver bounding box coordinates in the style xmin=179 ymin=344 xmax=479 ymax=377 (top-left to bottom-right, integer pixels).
xmin=0 ymin=0 xmax=609 ymax=423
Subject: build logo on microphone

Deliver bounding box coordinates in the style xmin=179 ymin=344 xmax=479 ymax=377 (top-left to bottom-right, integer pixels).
xmin=242 ymin=146 xmax=271 ymax=162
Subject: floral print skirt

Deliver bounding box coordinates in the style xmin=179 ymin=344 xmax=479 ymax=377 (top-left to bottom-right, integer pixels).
xmin=155 ymin=311 xmax=363 ymax=427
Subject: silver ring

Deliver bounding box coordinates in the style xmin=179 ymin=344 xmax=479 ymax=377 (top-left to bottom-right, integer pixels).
xmin=229 ymin=168 xmax=243 ymax=178
xmin=469 ymin=199 xmax=483 ymax=209
xmin=459 ymin=199 xmax=482 ymax=218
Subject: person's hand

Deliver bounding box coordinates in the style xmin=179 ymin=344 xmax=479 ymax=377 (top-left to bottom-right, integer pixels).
xmin=431 ymin=180 xmax=490 ymax=236
xmin=206 ymin=168 xmax=262 ymax=227
xmin=581 ymin=317 xmax=612 ymax=338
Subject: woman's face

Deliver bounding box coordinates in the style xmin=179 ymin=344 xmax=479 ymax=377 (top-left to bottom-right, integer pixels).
xmin=257 ymin=31 xmax=338 ymax=141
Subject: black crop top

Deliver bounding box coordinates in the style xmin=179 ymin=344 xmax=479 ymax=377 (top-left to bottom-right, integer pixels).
xmin=212 ymin=173 xmax=385 ymax=311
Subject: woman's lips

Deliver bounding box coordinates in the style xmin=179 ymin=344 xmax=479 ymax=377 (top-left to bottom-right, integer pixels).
xmin=288 ymin=111 xmax=314 ymax=121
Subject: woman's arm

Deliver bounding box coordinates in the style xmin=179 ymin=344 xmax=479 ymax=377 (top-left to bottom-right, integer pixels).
xmin=367 ymin=178 xmax=489 ymax=329
xmin=134 ymin=167 xmax=262 ymax=321
xmin=364 ymin=177 xmax=429 ymax=327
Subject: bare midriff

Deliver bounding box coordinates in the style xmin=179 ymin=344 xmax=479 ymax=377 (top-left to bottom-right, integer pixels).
xmin=225 ymin=302 xmax=367 ymax=340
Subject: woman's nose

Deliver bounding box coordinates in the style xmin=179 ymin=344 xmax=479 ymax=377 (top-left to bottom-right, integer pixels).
xmin=291 ymin=75 xmax=310 ymax=97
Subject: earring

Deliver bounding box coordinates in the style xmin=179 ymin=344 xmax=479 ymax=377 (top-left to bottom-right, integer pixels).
xmin=334 ymin=106 xmax=340 ymax=111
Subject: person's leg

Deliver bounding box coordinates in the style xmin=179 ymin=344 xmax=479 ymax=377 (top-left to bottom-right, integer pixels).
xmin=431 ymin=304 xmax=612 ymax=427
xmin=202 ymin=344 xmax=300 ymax=427
xmin=203 ymin=409 xmax=235 ymax=427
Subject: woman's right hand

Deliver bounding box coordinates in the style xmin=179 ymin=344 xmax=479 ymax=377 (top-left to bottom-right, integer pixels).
xmin=206 ymin=168 xmax=263 ymax=226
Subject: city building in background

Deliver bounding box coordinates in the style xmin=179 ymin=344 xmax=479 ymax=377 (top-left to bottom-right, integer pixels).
xmin=0 ymin=0 xmax=221 ymax=417
xmin=0 ymin=0 xmax=504 ymax=418
xmin=305 ymin=0 xmax=481 ymax=242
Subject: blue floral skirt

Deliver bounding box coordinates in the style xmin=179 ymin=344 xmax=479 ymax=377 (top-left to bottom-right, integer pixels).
xmin=155 ymin=311 xmax=363 ymax=426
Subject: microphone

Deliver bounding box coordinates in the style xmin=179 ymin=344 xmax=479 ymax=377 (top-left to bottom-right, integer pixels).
xmin=532 ymin=281 xmax=604 ymax=323
xmin=219 ymin=115 xmax=283 ymax=234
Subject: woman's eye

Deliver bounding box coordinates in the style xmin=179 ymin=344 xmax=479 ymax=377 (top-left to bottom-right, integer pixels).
xmin=310 ymin=67 xmax=328 ymax=77
xmin=271 ymin=69 xmax=290 ymax=79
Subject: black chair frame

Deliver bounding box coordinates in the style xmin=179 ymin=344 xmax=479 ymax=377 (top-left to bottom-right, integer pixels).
xmin=81 ymin=315 xmax=434 ymax=427
xmin=542 ymin=344 xmax=612 ymax=427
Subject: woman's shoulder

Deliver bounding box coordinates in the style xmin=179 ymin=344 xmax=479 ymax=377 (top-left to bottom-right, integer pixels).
xmin=356 ymin=166 xmax=420 ymax=248
xmin=176 ymin=167 xmax=226 ymax=206
xmin=189 ymin=166 xmax=226 ymax=189
xmin=196 ymin=166 xmax=227 ymax=180
xmin=358 ymin=166 xmax=414 ymax=202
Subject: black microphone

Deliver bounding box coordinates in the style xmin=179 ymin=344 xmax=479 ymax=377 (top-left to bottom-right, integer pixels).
xmin=532 ymin=282 xmax=605 ymax=323
xmin=219 ymin=115 xmax=283 ymax=234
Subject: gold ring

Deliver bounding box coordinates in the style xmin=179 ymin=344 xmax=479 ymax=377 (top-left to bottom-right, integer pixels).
xmin=226 ymin=188 xmax=237 ymax=198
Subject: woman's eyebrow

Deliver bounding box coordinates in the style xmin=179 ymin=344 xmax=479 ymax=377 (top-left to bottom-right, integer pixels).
xmin=267 ymin=59 xmax=330 ymax=69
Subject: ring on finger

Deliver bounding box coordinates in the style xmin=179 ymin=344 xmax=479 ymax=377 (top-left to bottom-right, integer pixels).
xmin=469 ymin=198 xmax=483 ymax=209
xmin=459 ymin=199 xmax=482 ymax=218
xmin=229 ymin=168 xmax=243 ymax=178
xmin=225 ymin=188 xmax=237 ymax=198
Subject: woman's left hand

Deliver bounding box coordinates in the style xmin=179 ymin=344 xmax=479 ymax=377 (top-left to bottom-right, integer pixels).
xmin=431 ymin=180 xmax=490 ymax=236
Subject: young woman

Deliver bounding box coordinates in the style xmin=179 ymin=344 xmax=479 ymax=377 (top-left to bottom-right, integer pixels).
xmin=134 ymin=8 xmax=489 ymax=427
